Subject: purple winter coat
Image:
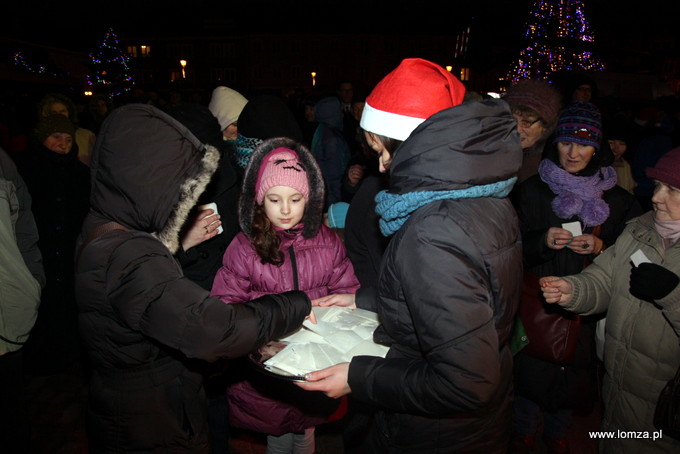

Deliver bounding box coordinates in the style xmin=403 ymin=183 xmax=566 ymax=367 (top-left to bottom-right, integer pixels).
xmin=210 ymin=223 xmax=359 ymax=435
xmin=212 ymin=224 xmax=359 ymax=301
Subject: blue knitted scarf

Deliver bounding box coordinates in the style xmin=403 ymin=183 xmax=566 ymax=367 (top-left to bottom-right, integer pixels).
xmin=375 ymin=177 xmax=517 ymax=236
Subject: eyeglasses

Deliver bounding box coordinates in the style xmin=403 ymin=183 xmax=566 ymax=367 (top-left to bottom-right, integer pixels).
xmin=516 ymin=118 xmax=541 ymax=129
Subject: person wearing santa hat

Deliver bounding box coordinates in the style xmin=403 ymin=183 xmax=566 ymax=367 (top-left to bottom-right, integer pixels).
xmin=298 ymin=58 xmax=523 ymax=453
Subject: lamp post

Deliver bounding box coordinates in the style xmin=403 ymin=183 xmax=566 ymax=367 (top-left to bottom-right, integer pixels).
xmin=180 ymin=60 xmax=187 ymax=79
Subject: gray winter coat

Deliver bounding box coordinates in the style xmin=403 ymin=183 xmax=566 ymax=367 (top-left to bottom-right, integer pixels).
xmin=562 ymin=211 xmax=680 ymax=453
xmin=347 ymin=99 xmax=523 ymax=453
xmin=75 ymin=105 xmax=310 ymax=453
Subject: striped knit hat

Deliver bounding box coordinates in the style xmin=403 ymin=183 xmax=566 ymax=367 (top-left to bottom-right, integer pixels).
xmin=553 ymin=101 xmax=602 ymax=150
xmin=360 ymin=58 xmax=466 ymax=141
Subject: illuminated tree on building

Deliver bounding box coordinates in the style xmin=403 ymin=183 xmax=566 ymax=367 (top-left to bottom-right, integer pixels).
xmin=507 ymin=0 xmax=605 ymax=84
xmin=86 ymin=28 xmax=135 ymax=98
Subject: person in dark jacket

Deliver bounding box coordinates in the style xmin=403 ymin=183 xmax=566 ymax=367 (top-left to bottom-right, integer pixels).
xmin=512 ymin=101 xmax=642 ymax=453
xmin=311 ymin=96 xmax=351 ymax=206
xmin=17 ymin=114 xmax=90 ymax=375
xmin=166 ymin=102 xmax=242 ymax=454
xmin=299 ymin=58 xmax=523 ymax=454
xmin=74 ymin=104 xmax=312 ymax=453
xmin=0 ymin=146 xmax=44 ymax=454
xmin=167 ymin=102 xmax=241 ymax=291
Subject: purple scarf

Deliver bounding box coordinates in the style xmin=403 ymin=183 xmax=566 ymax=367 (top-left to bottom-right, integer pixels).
xmin=538 ymin=159 xmax=617 ymax=227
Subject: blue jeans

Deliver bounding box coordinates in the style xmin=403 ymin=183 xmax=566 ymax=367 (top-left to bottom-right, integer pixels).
xmin=513 ymin=396 xmax=572 ymax=438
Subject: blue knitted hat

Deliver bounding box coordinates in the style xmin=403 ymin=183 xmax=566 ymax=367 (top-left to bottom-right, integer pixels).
xmin=553 ymin=101 xmax=602 ymax=150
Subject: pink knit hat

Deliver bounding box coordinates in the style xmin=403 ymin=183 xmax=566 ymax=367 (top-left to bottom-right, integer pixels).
xmin=360 ymin=58 xmax=466 ymax=141
xmin=255 ymin=148 xmax=309 ymax=204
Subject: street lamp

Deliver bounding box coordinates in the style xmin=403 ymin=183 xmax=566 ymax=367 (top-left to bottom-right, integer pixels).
xmin=180 ymin=60 xmax=187 ymax=79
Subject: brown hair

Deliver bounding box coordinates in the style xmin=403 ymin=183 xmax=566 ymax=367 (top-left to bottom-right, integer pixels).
xmin=362 ymin=131 xmax=403 ymax=158
xmin=250 ymin=204 xmax=284 ymax=266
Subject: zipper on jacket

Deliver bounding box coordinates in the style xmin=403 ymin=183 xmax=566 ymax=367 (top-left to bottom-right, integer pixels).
xmin=288 ymin=245 xmax=299 ymax=291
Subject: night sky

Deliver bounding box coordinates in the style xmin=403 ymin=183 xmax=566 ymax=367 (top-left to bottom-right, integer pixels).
xmin=4 ymin=0 xmax=679 ymax=56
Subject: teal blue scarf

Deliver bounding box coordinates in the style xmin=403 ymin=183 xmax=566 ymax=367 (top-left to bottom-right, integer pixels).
xmin=375 ymin=177 xmax=517 ymax=236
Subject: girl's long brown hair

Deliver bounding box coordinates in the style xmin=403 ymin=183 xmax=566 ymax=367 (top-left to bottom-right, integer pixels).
xmin=250 ymin=204 xmax=284 ymax=266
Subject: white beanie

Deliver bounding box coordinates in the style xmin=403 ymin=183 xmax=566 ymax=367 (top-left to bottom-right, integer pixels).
xmin=360 ymin=58 xmax=466 ymax=141
xmin=208 ymin=86 xmax=248 ymax=131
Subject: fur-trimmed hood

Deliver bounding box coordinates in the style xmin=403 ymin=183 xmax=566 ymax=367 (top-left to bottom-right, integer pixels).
xmin=88 ymin=104 xmax=220 ymax=253
xmin=239 ymin=137 xmax=325 ymax=240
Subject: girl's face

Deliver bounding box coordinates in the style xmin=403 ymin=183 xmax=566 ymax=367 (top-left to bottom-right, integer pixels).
xmin=263 ymin=185 xmax=306 ymax=229
xmin=557 ymin=141 xmax=596 ymax=174
xmin=652 ymin=180 xmax=680 ymax=221
xmin=364 ymin=131 xmax=392 ymax=173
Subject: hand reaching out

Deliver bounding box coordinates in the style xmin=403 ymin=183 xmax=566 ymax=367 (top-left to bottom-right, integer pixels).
xmin=295 ymin=362 xmax=351 ymax=398
xmin=312 ymin=293 xmax=357 ymax=309
xmin=539 ymin=276 xmax=574 ymax=304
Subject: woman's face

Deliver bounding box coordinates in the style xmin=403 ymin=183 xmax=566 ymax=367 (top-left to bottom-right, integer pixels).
xmin=572 ymin=84 xmax=593 ymax=102
xmin=513 ymin=112 xmax=546 ymax=149
xmin=557 ymin=141 xmax=596 ymax=173
xmin=364 ymin=131 xmax=392 ymax=173
xmin=43 ymin=132 xmax=73 ymax=154
xmin=222 ymin=123 xmax=238 ymax=141
xmin=608 ymin=139 xmax=627 ymax=161
xmin=652 ymin=180 xmax=680 ymax=221
xmin=48 ymin=102 xmax=70 ymax=118
xmin=263 ymin=185 xmax=306 ymax=229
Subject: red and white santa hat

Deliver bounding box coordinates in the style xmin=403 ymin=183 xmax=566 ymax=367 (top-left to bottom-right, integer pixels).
xmin=360 ymin=58 xmax=466 ymax=141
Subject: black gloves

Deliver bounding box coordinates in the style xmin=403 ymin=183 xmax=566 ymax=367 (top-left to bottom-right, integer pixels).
xmin=630 ymin=263 xmax=680 ymax=302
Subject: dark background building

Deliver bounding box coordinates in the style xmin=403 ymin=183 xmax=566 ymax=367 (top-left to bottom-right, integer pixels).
xmin=1 ymin=0 xmax=679 ymax=101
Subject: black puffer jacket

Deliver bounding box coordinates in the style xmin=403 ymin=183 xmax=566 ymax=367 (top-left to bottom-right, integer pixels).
xmin=74 ymin=104 xmax=310 ymax=453
xmin=347 ymin=100 xmax=523 ymax=453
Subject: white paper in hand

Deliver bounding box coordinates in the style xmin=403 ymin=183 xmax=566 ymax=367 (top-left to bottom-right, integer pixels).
xmin=198 ymin=202 xmax=223 ymax=235
xmin=562 ymin=221 xmax=582 ymax=237
xmin=630 ymin=249 xmax=652 ymax=267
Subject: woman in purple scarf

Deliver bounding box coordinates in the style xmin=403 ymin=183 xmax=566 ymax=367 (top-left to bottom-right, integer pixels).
xmin=511 ymin=101 xmax=642 ymax=454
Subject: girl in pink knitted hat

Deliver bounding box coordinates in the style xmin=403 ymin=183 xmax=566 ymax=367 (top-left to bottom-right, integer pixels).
xmin=210 ymin=137 xmax=359 ymax=454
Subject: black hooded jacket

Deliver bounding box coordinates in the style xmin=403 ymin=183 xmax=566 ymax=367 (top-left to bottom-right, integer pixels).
xmin=74 ymin=104 xmax=310 ymax=453
xmin=347 ymin=99 xmax=523 ymax=453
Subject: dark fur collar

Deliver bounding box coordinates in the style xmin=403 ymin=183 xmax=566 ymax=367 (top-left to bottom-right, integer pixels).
xmin=239 ymin=137 xmax=325 ymax=240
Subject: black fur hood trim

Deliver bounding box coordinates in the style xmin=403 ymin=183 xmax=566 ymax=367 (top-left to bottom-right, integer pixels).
xmin=239 ymin=137 xmax=325 ymax=240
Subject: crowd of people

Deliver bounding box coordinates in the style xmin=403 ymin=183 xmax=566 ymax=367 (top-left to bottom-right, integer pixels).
xmin=1 ymin=59 xmax=679 ymax=454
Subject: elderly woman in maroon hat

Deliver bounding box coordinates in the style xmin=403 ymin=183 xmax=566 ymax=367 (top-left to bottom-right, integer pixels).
xmin=540 ymin=147 xmax=680 ymax=454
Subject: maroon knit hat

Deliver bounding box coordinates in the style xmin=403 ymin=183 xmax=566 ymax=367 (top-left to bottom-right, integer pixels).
xmin=505 ymin=79 xmax=562 ymax=128
xmin=647 ymin=147 xmax=680 ymax=189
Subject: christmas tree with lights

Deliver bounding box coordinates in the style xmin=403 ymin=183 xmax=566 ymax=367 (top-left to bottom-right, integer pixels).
xmin=86 ymin=28 xmax=135 ymax=98
xmin=507 ymin=0 xmax=605 ymax=84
